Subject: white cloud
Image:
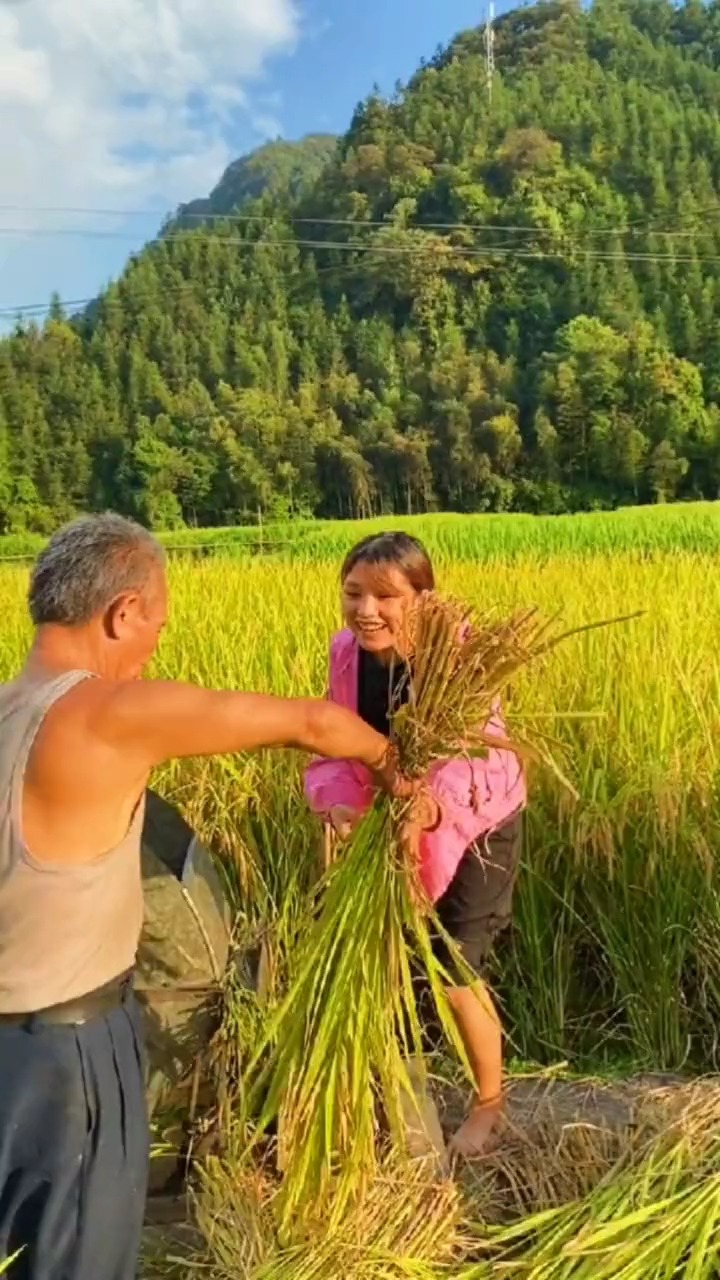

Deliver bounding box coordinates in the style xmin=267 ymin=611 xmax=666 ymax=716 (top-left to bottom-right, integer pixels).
xmin=0 ymin=0 xmax=298 ymax=210
xmin=0 ymin=0 xmax=299 ymax=315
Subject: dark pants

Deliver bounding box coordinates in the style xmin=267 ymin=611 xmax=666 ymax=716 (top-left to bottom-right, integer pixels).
xmin=0 ymin=991 xmax=148 ymax=1280
xmin=413 ymin=813 xmax=524 ymax=1052
xmin=433 ymin=811 xmax=524 ymax=980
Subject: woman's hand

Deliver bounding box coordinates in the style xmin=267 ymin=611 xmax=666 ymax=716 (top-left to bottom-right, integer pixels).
xmin=328 ymin=805 xmax=362 ymax=841
xmin=399 ymin=790 xmax=442 ymax=865
xmin=409 ymin=791 xmax=442 ymax=831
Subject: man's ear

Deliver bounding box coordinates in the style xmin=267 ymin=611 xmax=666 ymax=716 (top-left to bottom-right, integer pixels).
xmin=104 ymin=592 xmax=139 ymax=640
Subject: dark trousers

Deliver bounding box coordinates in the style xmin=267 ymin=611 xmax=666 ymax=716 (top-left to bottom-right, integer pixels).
xmin=412 ymin=813 xmax=524 ymax=1052
xmin=433 ymin=811 xmax=524 ymax=979
xmin=0 ymin=991 xmax=148 ymax=1280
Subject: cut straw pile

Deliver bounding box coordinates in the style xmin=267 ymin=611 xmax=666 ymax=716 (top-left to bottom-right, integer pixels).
xmin=156 ymin=1081 xmax=720 ymax=1279
xmin=241 ymin=595 xmax=602 ymax=1237
xmin=460 ymin=1083 xmax=720 ymax=1280
xmin=185 ymin=1147 xmax=469 ymax=1279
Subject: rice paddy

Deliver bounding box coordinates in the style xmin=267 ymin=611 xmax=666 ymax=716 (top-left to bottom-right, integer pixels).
xmin=3 ymin=505 xmax=720 ymax=1276
xmin=4 ymin=499 xmax=720 ymax=564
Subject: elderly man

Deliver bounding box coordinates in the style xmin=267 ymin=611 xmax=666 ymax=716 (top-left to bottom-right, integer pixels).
xmin=0 ymin=514 xmax=402 ymax=1280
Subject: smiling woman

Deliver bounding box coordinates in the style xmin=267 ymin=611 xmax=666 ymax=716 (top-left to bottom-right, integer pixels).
xmin=304 ymin=531 xmax=527 ymax=1164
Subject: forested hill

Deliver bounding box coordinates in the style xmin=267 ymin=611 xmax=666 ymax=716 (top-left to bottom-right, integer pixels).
xmin=4 ymin=0 xmax=720 ymax=533
xmin=172 ymin=135 xmax=337 ymax=229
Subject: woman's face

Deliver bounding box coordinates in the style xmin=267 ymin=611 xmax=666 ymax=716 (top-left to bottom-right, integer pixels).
xmin=341 ymin=560 xmax=418 ymax=655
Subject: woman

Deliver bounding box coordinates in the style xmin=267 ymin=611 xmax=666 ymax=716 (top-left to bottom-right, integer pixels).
xmin=304 ymin=532 xmax=526 ymax=1157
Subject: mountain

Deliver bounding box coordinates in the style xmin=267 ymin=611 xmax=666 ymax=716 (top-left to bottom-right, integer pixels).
xmin=3 ymin=0 xmax=720 ymax=532
xmin=173 ymin=135 xmax=337 ymax=228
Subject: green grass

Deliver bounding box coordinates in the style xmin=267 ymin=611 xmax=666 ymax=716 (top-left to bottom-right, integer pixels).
xmin=5 ymin=500 xmax=720 ymax=563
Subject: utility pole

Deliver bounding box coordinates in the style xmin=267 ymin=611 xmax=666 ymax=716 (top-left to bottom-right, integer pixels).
xmin=484 ymin=1 xmax=496 ymax=105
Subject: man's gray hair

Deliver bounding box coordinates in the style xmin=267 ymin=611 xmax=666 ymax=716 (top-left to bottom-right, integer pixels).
xmin=29 ymin=513 xmax=166 ymax=627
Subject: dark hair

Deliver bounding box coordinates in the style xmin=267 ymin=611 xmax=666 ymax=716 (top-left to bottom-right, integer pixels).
xmin=341 ymin=532 xmax=435 ymax=593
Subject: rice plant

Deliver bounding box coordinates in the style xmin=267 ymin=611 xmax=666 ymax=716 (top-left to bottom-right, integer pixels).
xmin=183 ymin=1147 xmax=469 ymax=1279
xmin=4 ymin=501 xmax=720 ymax=565
xmin=237 ymin=597 xmax=631 ymax=1237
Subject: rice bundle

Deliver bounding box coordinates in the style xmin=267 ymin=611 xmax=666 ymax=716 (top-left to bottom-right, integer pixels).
xmin=243 ymin=595 xmax=618 ymax=1237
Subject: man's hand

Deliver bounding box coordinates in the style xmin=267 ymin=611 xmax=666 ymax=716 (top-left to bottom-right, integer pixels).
xmin=329 ymin=805 xmax=362 ymax=841
xmin=369 ymin=742 xmax=420 ymax=800
xmin=448 ymin=1095 xmax=503 ymax=1159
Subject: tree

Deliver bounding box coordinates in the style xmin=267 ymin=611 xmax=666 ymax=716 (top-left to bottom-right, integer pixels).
xmin=647 ymin=441 xmax=689 ymax=503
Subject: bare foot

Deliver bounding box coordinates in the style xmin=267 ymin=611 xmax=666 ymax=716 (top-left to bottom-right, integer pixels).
xmin=448 ymin=1100 xmax=502 ymax=1159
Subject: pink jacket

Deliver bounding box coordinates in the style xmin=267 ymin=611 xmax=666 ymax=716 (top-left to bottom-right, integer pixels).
xmin=304 ymin=629 xmax=527 ymax=903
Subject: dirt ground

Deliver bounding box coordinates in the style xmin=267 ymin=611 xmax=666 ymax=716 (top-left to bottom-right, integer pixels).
xmin=440 ymin=1068 xmax=694 ymax=1135
xmin=437 ymin=1069 xmax=720 ymax=1220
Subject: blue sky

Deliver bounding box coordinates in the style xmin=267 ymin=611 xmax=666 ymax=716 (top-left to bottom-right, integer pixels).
xmin=0 ymin=0 xmax=495 ymax=327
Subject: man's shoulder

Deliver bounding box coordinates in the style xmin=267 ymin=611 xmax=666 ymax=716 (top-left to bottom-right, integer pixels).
xmin=42 ymin=674 xmax=160 ymax=743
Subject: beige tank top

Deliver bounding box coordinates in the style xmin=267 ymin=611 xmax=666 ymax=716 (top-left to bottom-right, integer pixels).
xmin=0 ymin=669 xmax=145 ymax=1013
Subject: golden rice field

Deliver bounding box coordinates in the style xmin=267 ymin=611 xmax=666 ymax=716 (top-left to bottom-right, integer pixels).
xmin=161 ymin=548 xmax=720 ymax=1075
xmin=3 ymin=513 xmax=720 ymax=1277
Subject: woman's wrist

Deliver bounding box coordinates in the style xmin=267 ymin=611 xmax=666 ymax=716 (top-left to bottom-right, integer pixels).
xmin=471 ymin=1090 xmax=505 ymax=1113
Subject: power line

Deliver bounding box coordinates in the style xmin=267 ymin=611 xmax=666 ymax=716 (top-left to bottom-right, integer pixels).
xmin=2 ymin=202 xmax=720 ymax=239
xmin=0 ymin=226 xmax=719 ymax=262
xmin=0 ymin=285 xmax=199 ymax=318
xmin=3 ymin=218 xmax=720 ymax=321
xmin=0 ymin=258 xmax=361 ymax=319
xmin=1 ymin=238 xmax=717 ymax=321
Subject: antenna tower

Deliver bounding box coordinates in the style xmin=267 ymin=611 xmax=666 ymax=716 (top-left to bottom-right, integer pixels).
xmin=484 ymin=2 xmax=496 ymax=104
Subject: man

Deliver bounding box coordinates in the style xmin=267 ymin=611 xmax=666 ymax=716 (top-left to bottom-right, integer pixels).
xmin=0 ymin=513 xmax=404 ymax=1280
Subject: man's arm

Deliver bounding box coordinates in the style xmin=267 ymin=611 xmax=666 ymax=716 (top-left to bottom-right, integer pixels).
xmin=93 ymin=680 xmax=393 ymax=776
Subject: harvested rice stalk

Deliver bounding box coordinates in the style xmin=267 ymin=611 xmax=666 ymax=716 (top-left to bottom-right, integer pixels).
xmin=460 ymin=1088 xmax=720 ymax=1280
xmin=243 ymin=596 xmax=630 ymax=1237
xmin=188 ymin=1150 xmax=469 ymax=1280
xmin=246 ymin=797 xmax=463 ymax=1235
